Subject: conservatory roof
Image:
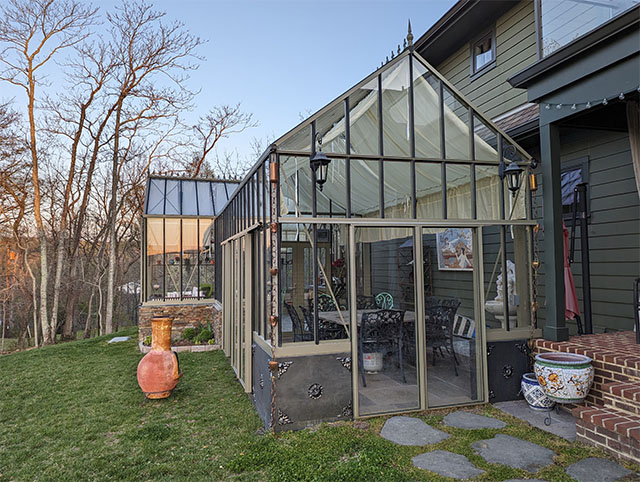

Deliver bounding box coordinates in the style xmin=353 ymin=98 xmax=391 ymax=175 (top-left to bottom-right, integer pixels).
xmin=144 ymin=176 xmax=239 ymax=217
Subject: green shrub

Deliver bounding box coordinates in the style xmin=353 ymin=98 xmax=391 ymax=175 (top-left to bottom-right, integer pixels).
xmin=143 ymin=335 xmax=152 ymax=346
xmin=194 ymin=328 xmax=213 ymax=344
xmin=207 ymin=338 xmax=216 ymax=345
xmin=199 ymin=283 xmax=213 ymax=298
xmin=181 ymin=327 xmax=197 ymax=341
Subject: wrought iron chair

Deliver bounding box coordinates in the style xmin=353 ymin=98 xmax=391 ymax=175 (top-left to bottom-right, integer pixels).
xmin=356 ymin=295 xmax=376 ymax=309
xmin=425 ymin=296 xmax=461 ymax=376
xmin=375 ymin=292 xmax=394 ymax=309
xmin=358 ymin=309 xmax=406 ymax=387
xmin=300 ymin=306 xmax=347 ymax=340
xmin=284 ymin=302 xmax=312 ymax=342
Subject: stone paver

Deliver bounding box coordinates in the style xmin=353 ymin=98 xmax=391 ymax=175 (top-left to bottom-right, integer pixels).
xmin=108 ymin=336 xmax=131 ymax=343
xmin=471 ymin=434 xmax=555 ymax=473
xmin=443 ymin=410 xmax=507 ymax=429
xmin=503 ymin=479 xmax=548 ymax=482
xmin=380 ymin=416 xmax=449 ymax=446
xmin=494 ymin=400 xmax=576 ymax=440
xmin=412 ymin=450 xmax=485 ymax=479
xmin=565 ymin=457 xmax=632 ymax=482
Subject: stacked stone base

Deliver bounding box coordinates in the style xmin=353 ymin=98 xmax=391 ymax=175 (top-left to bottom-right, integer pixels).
xmin=138 ymin=301 xmax=222 ymax=347
xmin=534 ymin=331 xmax=640 ymax=464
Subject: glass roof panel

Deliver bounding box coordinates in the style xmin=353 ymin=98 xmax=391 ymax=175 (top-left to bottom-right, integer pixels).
xmin=165 ymin=179 xmax=180 ymax=215
xmin=147 ymin=178 xmax=165 ymax=215
xmin=349 ymin=77 xmax=379 ymax=155
xmin=473 ymin=114 xmax=498 ymax=162
xmin=280 ymin=124 xmax=311 ymax=152
xmin=413 ymin=60 xmax=441 ymax=159
xmin=443 ymin=85 xmax=470 ymax=160
xmin=197 ymin=181 xmax=214 ymax=216
xmin=182 ymin=180 xmax=198 ymax=215
xmin=316 ymin=102 xmax=346 ymax=154
xmin=382 ymin=56 xmax=410 ymax=157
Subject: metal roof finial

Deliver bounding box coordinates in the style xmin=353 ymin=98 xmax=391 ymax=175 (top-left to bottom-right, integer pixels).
xmin=397 ymin=45 xmax=401 ymax=54
xmin=407 ymin=19 xmax=414 ymax=47
xmin=403 ymin=38 xmax=407 ymax=49
xmin=391 ymin=50 xmax=395 ymax=59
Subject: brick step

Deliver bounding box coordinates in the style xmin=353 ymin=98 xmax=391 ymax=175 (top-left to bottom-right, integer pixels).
xmin=573 ymin=405 xmax=640 ymax=463
xmin=573 ymin=405 xmax=640 ymax=441
xmin=602 ymin=381 xmax=640 ymax=416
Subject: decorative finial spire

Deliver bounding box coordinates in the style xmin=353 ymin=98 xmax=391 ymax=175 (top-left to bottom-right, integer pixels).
xmin=403 ymin=38 xmax=407 ymax=49
xmin=391 ymin=50 xmax=395 ymax=59
xmin=407 ymin=19 xmax=413 ymax=46
xmin=397 ymin=45 xmax=401 ymax=54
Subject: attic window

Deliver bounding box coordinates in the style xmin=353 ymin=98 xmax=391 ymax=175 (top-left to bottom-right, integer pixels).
xmin=471 ymin=28 xmax=496 ymax=76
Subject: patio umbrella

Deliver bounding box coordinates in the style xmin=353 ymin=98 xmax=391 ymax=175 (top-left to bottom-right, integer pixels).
xmin=563 ymin=220 xmax=580 ymax=320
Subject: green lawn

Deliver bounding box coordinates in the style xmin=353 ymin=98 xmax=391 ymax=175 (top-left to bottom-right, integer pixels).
xmin=1 ymin=330 xmax=638 ymax=481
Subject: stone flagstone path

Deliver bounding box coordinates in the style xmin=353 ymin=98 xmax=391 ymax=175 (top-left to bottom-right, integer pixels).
xmin=380 ymin=412 xmax=635 ymax=480
xmin=411 ymin=450 xmax=485 ymax=479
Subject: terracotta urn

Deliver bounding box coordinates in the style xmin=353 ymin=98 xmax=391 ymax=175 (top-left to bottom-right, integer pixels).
xmin=534 ymin=352 xmax=594 ymax=403
xmin=137 ymin=317 xmax=182 ymax=399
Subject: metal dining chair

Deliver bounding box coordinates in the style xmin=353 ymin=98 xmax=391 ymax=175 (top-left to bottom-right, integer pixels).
xmin=425 ymin=296 xmax=461 ymax=376
xmin=300 ymin=306 xmax=347 ymax=340
xmin=358 ymin=309 xmax=406 ymax=387
xmin=375 ymin=292 xmax=394 ymax=309
xmin=284 ymin=302 xmax=313 ymax=342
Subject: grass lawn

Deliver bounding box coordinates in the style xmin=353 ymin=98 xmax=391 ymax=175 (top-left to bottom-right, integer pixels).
xmin=1 ymin=330 xmax=638 ymax=481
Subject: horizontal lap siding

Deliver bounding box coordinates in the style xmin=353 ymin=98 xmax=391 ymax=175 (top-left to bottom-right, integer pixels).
xmin=435 ymin=0 xmax=537 ymax=120
xmin=535 ymin=129 xmax=639 ymax=333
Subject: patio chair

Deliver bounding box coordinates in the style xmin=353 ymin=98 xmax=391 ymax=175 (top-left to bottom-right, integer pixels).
xmin=317 ymin=293 xmax=338 ymax=312
xmin=375 ymin=292 xmax=394 ymax=309
xmin=358 ymin=309 xmax=406 ymax=387
xmin=356 ymin=295 xmax=376 ymax=309
xmin=425 ymin=296 xmax=461 ymax=376
xmin=300 ymin=306 xmax=348 ymax=340
xmin=284 ymin=302 xmax=313 ymax=342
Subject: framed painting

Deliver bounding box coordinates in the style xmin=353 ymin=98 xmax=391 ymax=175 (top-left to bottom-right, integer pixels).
xmin=436 ymin=228 xmax=473 ymax=271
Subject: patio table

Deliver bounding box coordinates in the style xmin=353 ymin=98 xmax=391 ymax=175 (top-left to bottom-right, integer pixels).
xmin=320 ymin=309 xmax=416 ymax=326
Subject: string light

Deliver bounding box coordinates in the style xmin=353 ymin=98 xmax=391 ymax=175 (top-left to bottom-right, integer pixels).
xmin=538 ymin=87 xmax=638 ymax=111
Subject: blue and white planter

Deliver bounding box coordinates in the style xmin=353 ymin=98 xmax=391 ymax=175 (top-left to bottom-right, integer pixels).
xmin=521 ymin=372 xmax=556 ymax=411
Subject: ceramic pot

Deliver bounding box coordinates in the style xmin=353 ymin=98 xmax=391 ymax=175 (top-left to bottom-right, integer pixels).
xmin=137 ymin=317 xmax=182 ymax=399
xmin=534 ymin=352 xmax=594 ymax=403
xmin=521 ymin=372 xmax=555 ymax=411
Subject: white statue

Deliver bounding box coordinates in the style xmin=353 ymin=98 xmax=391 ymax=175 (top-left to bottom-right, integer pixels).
xmin=495 ymin=260 xmax=517 ymax=301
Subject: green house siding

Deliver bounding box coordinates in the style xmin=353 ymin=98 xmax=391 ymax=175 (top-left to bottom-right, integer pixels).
xmin=436 ymin=0 xmax=537 ymax=119
xmin=535 ymin=128 xmax=639 ymax=333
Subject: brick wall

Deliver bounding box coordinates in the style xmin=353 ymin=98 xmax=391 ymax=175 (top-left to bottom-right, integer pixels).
xmin=138 ymin=301 xmax=222 ymax=345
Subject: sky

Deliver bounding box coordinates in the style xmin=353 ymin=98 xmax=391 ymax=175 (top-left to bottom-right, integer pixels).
xmin=3 ymin=0 xmax=458 ymax=167
xmin=141 ymin=0 xmax=457 ymax=163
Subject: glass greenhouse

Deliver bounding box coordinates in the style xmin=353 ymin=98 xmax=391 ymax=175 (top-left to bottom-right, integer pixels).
xmin=215 ymin=47 xmax=536 ymax=430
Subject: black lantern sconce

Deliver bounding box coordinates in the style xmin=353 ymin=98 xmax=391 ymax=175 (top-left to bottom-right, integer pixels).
xmin=499 ymin=145 xmax=524 ymax=195
xmin=309 ymin=133 xmax=331 ymax=191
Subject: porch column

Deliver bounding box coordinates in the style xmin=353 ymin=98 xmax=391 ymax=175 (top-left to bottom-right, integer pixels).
xmin=540 ymin=122 xmax=569 ymax=341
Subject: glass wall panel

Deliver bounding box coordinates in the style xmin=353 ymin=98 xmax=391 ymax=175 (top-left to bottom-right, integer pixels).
xmin=355 ymin=227 xmax=419 ymax=416
xmin=280 ymin=223 xmax=349 ymax=343
xmin=146 ymin=218 xmax=163 ymax=300
xmin=483 ymin=226 xmax=532 ymax=332
xmin=413 ymin=60 xmax=441 ymax=159
xmin=316 ymin=158 xmax=347 ymax=217
xmin=199 ymin=219 xmax=215 ymax=298
xmin=182 ymin=219 xmax=199 ymax=298
xmin=473 ymin=114 xmax=498 ymax=162
xmin=164 ymin=219 xmax=180 ymax=298
xmin=475 ymin=165 xmax=502 ymax=220
xmin=415 ymin=162 xmax=443 ymax=219
xmin=541 ymin=0 xmax=638 ymax=57
xmin=382 ymin=56 xmax=410 ymax=157
xmin=349 ymin=78 xmax=379 ymax=155
xmin=446 ymin=164 xmax=472 ymax=219
xmin=280 ymin=156 xmax=313 ymax=217
xmin=443 ymin=87 xmax=470 ymax=160
xmin=147 ymin=179 xmax=165 ymax=215
xmin=351 ymin=159 xmax=380 ymax=217
xmin=383 ymin=161 xmax=412 ymax=218
xmin=423 ymin=227 xmax=482 ymax=407
xmin=316 ymin=102 xmax=346 ymax=154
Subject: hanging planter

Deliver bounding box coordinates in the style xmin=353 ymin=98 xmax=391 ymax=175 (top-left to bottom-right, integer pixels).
xmin=534 ymin=353 xmax=594 ymax=403
xmin=521 ymin=372 xmax=555 ymax=411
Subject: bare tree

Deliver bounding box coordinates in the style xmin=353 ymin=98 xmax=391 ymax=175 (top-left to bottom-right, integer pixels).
xmin=0 ymin=0 xmax=97 ymax=344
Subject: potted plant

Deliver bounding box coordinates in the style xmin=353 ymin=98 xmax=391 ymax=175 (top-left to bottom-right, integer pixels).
xmin=521 ymin=372 xmax=555 ymax=411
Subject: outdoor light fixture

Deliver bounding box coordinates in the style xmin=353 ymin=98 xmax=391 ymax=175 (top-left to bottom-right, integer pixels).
xmin=309 ymin=133 xmax=331 ymax=191
xmin=504 ymin=161 xmax=524 ymax=194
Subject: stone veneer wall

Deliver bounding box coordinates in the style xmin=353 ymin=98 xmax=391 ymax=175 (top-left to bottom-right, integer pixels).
xmin=138 ymin=300 xmax=222 ymax=345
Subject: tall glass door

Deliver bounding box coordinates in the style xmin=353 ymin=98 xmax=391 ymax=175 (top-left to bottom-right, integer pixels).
xmin=354 ymin=227 xmax=420 ymax=416
xmin=422 ymin=227 xmax=484 ymax=407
